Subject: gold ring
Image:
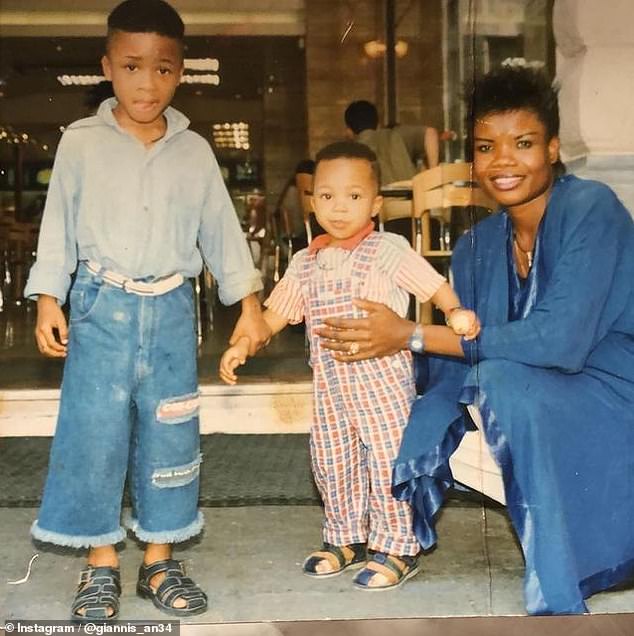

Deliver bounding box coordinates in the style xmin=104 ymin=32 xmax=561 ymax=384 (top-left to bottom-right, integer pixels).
xmin=349 ymin=342 xmax=360 ymax=355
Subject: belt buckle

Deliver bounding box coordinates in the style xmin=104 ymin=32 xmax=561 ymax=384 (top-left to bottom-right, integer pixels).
xmin=121 ymin=278 xmax=135 ymax=294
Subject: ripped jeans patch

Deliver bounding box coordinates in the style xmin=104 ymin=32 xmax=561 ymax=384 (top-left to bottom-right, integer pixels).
xmin=151 ymin=454 xmax=203 ymax=488
xmin=156 ymin=391 xmax=201 ymax=424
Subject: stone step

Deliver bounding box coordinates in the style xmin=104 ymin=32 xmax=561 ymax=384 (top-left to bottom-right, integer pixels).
xmin=0 ymin=381 xmax=313 ymax=437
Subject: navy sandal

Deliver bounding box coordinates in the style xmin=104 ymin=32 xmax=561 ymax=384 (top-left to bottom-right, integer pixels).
xmin=137 ymin=559 xmax=208 ymax=617
xmin=302 ymin=542 xmax=366 ymax=578
xmin=71 ymin=565 xmax=121 ymax=624
xmin=353 ymin=552 xmax=420 ymax=591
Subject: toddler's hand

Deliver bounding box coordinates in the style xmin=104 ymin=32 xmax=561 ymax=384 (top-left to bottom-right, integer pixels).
xmin=219 ymin=337 xmax=250 ymax=385
xmin=447 ymin=308 xmax=481 ymax=340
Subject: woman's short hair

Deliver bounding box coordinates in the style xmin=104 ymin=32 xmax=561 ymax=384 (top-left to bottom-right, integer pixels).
xmin=471 ymin=65 xmax=560 ymax=140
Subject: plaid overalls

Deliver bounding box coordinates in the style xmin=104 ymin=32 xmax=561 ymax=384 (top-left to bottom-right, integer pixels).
xmin=298 ymin=233 xmax=419 ymax=556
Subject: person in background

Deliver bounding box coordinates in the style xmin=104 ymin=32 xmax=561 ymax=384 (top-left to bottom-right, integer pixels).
xmin=317 ymin=65 xmax=634 ymax=615
xmin=274 ymin=159 xmax=316 ymax=256
xmin=220 ymin=141 xmax=478 ymax=592
xmin=344 ymin=100 xmax=439 ymax=186
xmin=24 ymin=0 xmax=267 ymax=622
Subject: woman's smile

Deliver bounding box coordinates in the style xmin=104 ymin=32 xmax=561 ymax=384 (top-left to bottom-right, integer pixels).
xmin=489 ymin=174 xmax=525 ymax=191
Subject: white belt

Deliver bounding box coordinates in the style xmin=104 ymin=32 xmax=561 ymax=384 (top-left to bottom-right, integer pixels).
xmin=85 ymin=260 xmax=184 ymax=296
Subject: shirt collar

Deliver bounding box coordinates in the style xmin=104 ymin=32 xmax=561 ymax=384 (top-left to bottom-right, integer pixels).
xmin=308 ymin=222 xmax=375 ymax=255
xmin=94 ymin=97 xmax=190 ymax=140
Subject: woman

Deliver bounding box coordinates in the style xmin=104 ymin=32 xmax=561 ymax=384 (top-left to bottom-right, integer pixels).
xmin=317 ymin=66 xmax=634 ymax=614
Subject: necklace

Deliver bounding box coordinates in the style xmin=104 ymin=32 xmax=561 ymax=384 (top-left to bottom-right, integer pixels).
xmin=513 ymin=236 xmax=533 ymax=269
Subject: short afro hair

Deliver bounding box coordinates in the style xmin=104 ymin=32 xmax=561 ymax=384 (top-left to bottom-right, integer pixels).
xmin=344 ymin=101 xmax=379 ymax=134
xmin=470 ymin=64 xmax=560 ymax=140
xmin=107 ymin=0 xmax=184 ymax=46
xmin=314 ymin=141 xmax=380 ymax=186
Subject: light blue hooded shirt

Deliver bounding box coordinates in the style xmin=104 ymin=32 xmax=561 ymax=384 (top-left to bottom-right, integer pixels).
xmin=25 ymin=97 xmax=262 ymax=305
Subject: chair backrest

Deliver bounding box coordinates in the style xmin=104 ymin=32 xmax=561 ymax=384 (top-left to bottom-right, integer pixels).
xmin=295 ymin=171 xmax=314 ymax=243
xmin=412 ymin=162 xmax=497 ymax=324
xmin=377 ymin=180 xmax=413 ymax=227
xmin=412 ymin=162 xmax=497 ymax=256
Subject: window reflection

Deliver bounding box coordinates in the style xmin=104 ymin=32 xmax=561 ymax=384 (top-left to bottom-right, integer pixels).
xmin=0 ymin=1 xmax=555 ymax=389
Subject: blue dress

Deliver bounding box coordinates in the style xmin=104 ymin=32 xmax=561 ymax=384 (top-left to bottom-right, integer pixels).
xmin=393 ymin=175 xmax=634 ymax=614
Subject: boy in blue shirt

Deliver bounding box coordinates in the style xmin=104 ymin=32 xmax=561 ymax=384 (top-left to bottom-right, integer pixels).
xmin=24 ymin=0 xmax=268 ymax=622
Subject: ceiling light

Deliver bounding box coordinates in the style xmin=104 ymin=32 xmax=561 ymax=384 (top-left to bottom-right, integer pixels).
xmin=57 ymin=73 xmax=220 ymax=87
xmin=184 ymin=58 xmax=219 ymax=72
xmin=179 ymin=74 xmax=220 ymax=86
xmin=57 ymin=74 xmax=105 ymax=86
xmin=363 ymin=39 xmax=409 ymax=59
xmin=212 ymin=122 xmax=250 ymax=151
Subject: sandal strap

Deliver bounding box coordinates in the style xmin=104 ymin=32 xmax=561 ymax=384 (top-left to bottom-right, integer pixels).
xmin=325 ymin=542 xmax=366 ymax=564
xmin=322 ymin=543 xmax=347 ymax=567
xmin=158 ymin=578 xmax=204 ymax=608
xmin=72 ymin=566 xmax=121 ymax=620
xmin=139 ymin=559 xmax=207 ymax=611
xmin=370 ymin=552 xmax=418 ymax=579
xmin=316 ymin=543 xmax=365 ymax=568
xmin=303 ymin=542 xmax=366 ymax=574
xmin=139 ymin=558 xmax=185 ymax=580
xmin=309 ymin=549 xmax=344 ymax=571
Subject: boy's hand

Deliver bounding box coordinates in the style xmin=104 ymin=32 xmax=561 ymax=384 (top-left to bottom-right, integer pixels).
xmin=447 ymin=308 xmax=481 ymax=340
xmin=219 ymin=337 xmax=250 ymax=385
xmin=229 ymin=294 xmax=271 ymax=356
xmin=35 ymin=294 xmax=68 ymax=357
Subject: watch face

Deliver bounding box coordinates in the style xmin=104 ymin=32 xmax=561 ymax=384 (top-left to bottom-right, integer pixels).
xmin=410 ymin=336 xmax=424 ymax=353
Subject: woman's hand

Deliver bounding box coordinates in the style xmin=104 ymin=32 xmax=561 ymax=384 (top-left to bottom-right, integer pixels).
xmin=316 ymin=298 xmax=414 ymax=362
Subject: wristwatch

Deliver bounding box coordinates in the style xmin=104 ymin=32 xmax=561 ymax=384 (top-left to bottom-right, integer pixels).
xmin=407 ymin=323 xmax=425 ymax=354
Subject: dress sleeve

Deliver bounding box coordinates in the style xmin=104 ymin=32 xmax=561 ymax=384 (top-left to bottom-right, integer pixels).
xmin=264 ymin=252 xmax=305 ymax=324
xmin=378 ymin=233 xmax=446 ymax=302
xmin=471 ymin=187 xmax=632 ymax=373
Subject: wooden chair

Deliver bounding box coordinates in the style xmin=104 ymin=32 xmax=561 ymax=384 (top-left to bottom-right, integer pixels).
xmin=378 ymin=181 xmax=414 ymax=231
xmin=412 ymin=162 xmax=496 ymax=323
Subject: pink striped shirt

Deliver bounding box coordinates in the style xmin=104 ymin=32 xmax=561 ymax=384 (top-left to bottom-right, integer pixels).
xmin=265 ymin=231 xmax=446 ymax=323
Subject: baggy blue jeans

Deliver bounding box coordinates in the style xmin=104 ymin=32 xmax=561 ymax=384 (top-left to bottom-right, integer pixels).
xmin=31 ymin=264 xmax=203 ymax=548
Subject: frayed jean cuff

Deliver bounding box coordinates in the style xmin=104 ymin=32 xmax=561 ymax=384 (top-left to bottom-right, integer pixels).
xmin=122 ymin=510 xmax=204 ymax=544
xmin=31 ymin=520 xmax=126 ymax=549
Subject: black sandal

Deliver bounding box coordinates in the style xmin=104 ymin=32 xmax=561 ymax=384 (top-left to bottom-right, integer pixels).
xmin=71 ymin=565 xmax=121 ymax=624
xmin=302 ymin=542 xmax=367 ymax=578
xmin=137 ymin=559 xmax=208 ymax=617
